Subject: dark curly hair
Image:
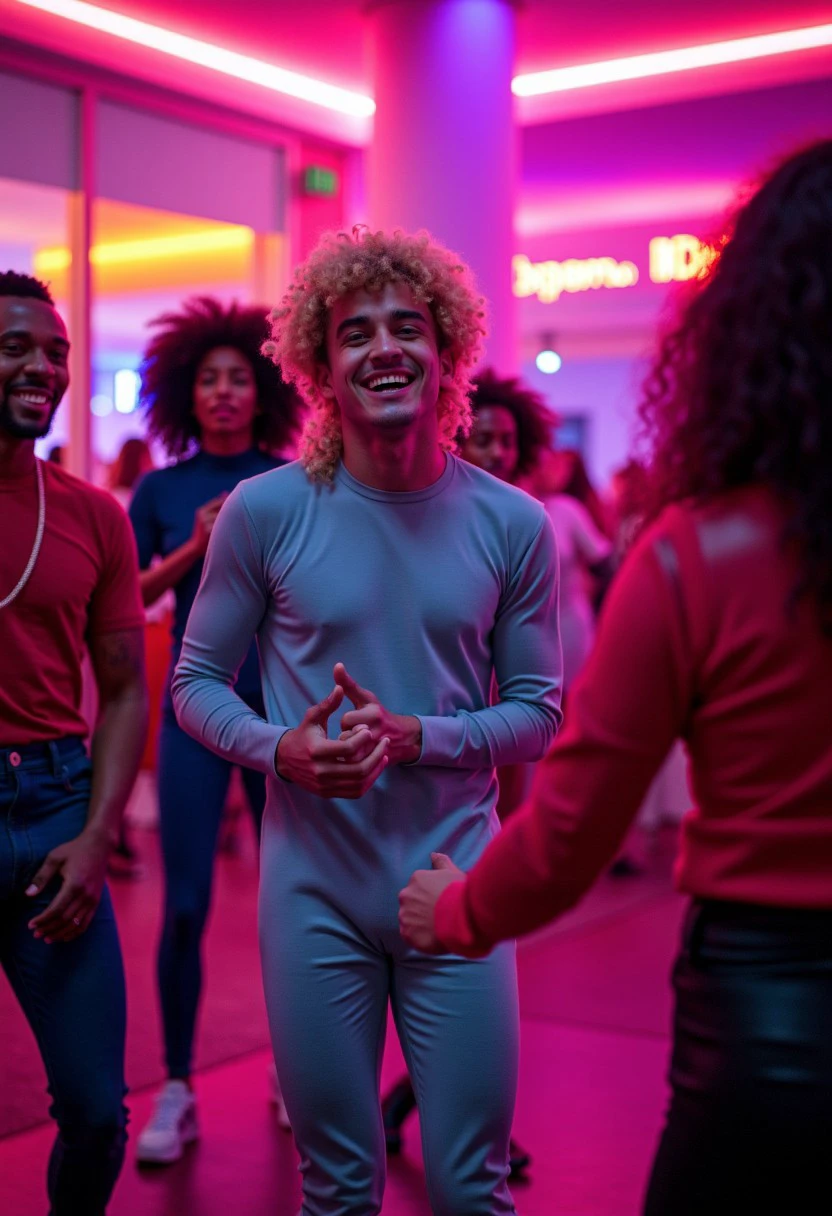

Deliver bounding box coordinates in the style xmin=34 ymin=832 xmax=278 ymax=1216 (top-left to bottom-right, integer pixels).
xmin=638 ymin=140 xmax=832 ymax=628
xmin=139 ymin=296 xmax=303 ymax=458
xmin=0 ymin=270 xmax=54 ymax=303
xmin=463 ymin=368 xmax=555 ymax=477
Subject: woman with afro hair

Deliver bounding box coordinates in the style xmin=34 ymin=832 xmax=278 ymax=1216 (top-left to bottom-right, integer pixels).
xmin=458 ymin=367 xmax=553 ymax=486
xmin=129 ymin=297 xmax=302 ymax=1164
xmin=459 ymin=373 xmax=613 ymax=694
xmin=401 ymin=140 xmax=832 ymax=1214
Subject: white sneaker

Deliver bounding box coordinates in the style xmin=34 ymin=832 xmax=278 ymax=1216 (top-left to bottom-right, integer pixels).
xmin=268 ymin=1063 xmax=292 ymax=1132
xmin=136 ymin=1080 xmax=199 ymax=1164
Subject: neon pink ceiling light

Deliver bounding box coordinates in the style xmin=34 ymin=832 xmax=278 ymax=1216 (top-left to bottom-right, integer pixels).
xmin=15 ymin=0 xmax=376 ymax=117
xmin=513 ymin=23 xmax=832 ymax=96
xmin=15 ymin=3 xmax=832 ymax=109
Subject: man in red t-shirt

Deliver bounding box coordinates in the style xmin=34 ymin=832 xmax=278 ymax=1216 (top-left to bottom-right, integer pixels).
xmin=0 ymin=271 xmax=148 ymax=1215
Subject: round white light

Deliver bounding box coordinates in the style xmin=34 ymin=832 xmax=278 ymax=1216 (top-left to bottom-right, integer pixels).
xmin=91 ymin=394 xmax=113 ymax=417
xmin=536 ymin=349 xmax=562 ymax=374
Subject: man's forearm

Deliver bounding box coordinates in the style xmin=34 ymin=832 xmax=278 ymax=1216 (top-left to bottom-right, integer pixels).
xmin=414 ymin=700 xmax=560 ymax=770
xmin=173 ymin=666 xmax=287 ymax=776
xmin=85 ymin=687 xmax=148 ymax=847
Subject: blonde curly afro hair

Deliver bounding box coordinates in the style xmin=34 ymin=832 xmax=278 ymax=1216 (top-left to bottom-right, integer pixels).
xmin=263 ymin=227 xmax=487 ymax=481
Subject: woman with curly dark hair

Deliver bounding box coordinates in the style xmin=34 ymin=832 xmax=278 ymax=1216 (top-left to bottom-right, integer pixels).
xmin=128 ymin=297 xmax=302 ymax=1164
xmin=458 ymin=367 xmax=553 ymax=483
xmin=459 ymin=379 xmax=612 ymax=693
xmin=460 ymin=372 xmax=566 ymax=794
xmin=400 ymin=139 xmax=832 ymax=1214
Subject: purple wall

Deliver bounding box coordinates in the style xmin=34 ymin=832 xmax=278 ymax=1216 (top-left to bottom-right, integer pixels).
xmin=516 ymin=75 xmax=832 ymax=484
xmin=522 ymin=354 xmax=648 ymax=488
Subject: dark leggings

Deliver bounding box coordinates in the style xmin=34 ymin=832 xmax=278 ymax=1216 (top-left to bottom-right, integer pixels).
xmin=644 ymin=900 xmax=832 ymax=1215
xmin=157 ymin=703 xmax=266 ymax=1079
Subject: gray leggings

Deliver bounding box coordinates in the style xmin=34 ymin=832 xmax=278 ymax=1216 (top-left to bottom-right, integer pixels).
xmin=259 ymin=871 xmax=519 ymax=1216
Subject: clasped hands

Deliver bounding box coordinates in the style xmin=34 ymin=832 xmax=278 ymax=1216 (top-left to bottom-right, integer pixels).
xmin=275 ymin=663 xmax=465 ymax=954
xmin=275 ymin=662 xmax=422 ymax=799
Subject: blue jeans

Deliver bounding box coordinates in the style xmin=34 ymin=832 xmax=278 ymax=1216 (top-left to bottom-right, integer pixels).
xmin=157 ymin=703 xmax=266 ymax=1078
xmin=0 ymin=738 xmax=127 ymax=1215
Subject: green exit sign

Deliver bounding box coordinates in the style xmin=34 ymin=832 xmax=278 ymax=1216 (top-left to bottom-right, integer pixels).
xmin=304 ymin=166 xmax=339 ymax=197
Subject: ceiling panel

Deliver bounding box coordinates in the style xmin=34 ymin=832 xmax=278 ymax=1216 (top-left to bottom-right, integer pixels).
xmin=2 ymin=0 xmax=830 ymax=137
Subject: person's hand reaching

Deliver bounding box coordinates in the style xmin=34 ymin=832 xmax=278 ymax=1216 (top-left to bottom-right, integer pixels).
xmin=398 ymin=853 xmax=465 ymax=953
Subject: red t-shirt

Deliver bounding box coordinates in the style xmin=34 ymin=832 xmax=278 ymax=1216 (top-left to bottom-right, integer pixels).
xmin=437 ymin=486 xmax=832 ymax=955
xmin=0 ymin=460 xmax=145 ymax=745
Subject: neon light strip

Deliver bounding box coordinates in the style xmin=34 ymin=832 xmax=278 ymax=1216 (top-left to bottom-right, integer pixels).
xmin=513 ymin=23 xmax=832 ymax=96
xmin=16 ymin=2 xmax=831 ymax=108
xmin=16 ymin=0 xmax=376 ymax=116
xmin=34 ymin=226 xmax=253 ymax=274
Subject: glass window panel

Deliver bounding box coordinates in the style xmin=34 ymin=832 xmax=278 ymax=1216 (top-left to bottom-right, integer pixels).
xmin=97 ymin=101 xmax=284 ymax=232
xmin=89 ymin=197 xmax=287 ymax=478
xmin=0 ymin=70 xmax=77 ymax=191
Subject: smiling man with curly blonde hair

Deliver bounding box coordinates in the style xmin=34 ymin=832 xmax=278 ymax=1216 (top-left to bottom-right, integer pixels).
xmin=173 ymin=226 xmax=563 ymax=1215
xmin=264 ymin=227 xmax=486 ymax=480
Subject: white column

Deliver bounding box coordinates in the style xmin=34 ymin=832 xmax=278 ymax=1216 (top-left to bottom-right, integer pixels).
xmin=368 ymin=0 xmax=519 ymax=373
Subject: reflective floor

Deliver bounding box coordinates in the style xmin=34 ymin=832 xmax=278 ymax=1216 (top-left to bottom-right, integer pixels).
xmin=0 ymin=800 xmax=684 ymax=1215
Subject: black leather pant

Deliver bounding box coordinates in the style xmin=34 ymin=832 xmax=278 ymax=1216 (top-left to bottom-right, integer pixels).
xmin=644 ymin=900 xmax=832 ymax=1215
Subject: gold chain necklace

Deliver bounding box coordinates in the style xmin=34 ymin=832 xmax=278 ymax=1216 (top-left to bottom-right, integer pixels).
xmin=0 ymin=458 xmax=46 ymax=610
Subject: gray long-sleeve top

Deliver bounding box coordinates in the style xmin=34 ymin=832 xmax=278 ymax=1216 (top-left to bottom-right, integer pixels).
xmin=172 ymin=456 xmax=562 ymax=876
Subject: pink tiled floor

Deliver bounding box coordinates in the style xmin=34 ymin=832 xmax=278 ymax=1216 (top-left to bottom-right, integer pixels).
xmin=0 ymin=823 xmax=684 ymax=1215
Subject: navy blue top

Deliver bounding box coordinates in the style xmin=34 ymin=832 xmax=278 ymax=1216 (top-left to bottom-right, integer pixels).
xmin=129 ymin=448 xmax=284 ymax=697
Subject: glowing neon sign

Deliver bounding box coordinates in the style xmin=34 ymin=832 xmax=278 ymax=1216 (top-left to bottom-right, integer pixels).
xmin=512 ymin=253 xmax=639 ymax=304
xmin=648 ymin=234 xmax=720 ymax=283
xmin=515 ymin=234 xmax=722 ymax=303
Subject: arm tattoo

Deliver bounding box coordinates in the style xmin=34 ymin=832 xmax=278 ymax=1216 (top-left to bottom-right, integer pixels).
xmin=102 ymin=635 xmax=132 ymax=668
xmin=91 ymin=629 xmax=146 ymax=695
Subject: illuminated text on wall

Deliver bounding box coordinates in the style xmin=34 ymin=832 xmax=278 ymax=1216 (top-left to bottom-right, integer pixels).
xmin=514 ymin=234 xmax=721 ymax=303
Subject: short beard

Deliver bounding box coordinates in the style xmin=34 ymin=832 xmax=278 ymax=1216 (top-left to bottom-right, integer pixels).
xmin=0 ymin=394 xmax=59 ymax=440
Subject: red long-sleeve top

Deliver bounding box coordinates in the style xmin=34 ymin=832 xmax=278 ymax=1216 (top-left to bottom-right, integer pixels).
xmin=436 ymin=486 xmax=832 ymax=957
